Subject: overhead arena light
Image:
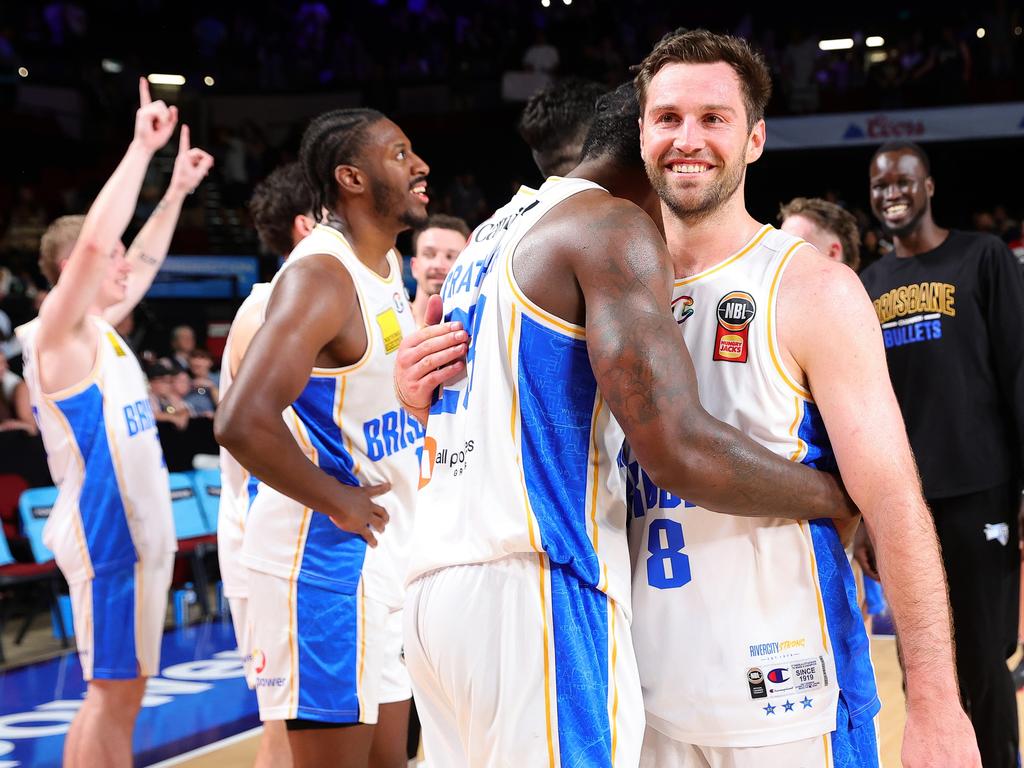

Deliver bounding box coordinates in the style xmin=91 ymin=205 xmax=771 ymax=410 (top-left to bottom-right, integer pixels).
xmin=865 ymin=36 xmax=885 ymax=48
xmin=147 ymin=73 xmax=186 ymax=86
xmin=17 ymin=67 xmax=28 ymax=78
xmin=203 ymin=75 xmax=215 ymax=86
xmin=867 ymin=51 xmax=888 ymax=64
xmin=818 ymin=38 xmax=854 ymax=51
xmin=101 ymin=58 xmax=123 ymax=73
xmin=976 ymin=27 xmax=986 ymax=38
xmin=541 ymin=0 xmax=550 ymax=6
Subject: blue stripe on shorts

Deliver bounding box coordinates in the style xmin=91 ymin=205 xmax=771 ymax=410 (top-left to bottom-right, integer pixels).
xmin=90 ymin=564 xmax=138 ymax=679
xmin=295 ymin=579 xmax=361 ymax=722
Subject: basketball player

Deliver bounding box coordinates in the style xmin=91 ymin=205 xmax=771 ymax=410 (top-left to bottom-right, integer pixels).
xmin=627 ymin=29 xmax=978 ymax=767
xmin=215 ymin=108 xmax=427 ymax=768
xmin=408 ymin=214 xmax=469 ymax=328
xmin=17 ymin=78 xmax=213 ymax=768
xmin=395 ymin=84 xmax=860 ymax=767
xmin=517 ymin=77 xmax=608 ymax=177
xmin=779 ymin=196 xmax=861 ymax=271
xmin=217 ymin=161 xmax=314 ymax=768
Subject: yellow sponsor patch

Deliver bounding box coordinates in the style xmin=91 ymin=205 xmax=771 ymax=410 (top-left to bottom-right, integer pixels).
xmin=106 ymin=332 xmax=127 ymax=357
xmin=376 ymin=309 xmax=403 ymax=354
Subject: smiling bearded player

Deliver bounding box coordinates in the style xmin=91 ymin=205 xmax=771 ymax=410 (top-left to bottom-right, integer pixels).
xmin=217 ymin=109 xmax=429 ymax=768
xmin=625 ymin=29 xmax=980 ymax=768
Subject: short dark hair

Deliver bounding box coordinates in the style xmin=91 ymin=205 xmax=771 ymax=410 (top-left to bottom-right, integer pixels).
xmin=518 ymin=78 xmax=607 ymax=176
xmin=870 ymin=141 xmax=931 ymax=176
xmin=411 ymin=214 xmax=471 ymax=253
xmin=299 ymin=108 xmax=386 ymax=221
xmin=635 ymin=28 xmax=772 ymax=130
xmin=248 ymin=162 xmax=314 ymax=256
xmin=779 ymin=197 xmax=862 ymax=271
xmin=579 ymin=82 xmax=642 ymax=168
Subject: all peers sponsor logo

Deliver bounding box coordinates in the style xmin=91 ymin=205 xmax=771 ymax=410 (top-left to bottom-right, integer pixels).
xmin=713 ymin=291 xmax=756 ymax=363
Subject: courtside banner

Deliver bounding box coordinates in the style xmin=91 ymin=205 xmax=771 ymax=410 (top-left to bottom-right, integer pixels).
xmin=0 ymin=621 xmax=258 ymax=767
xmin=766 ymin=102 xmax=1024 ymax=150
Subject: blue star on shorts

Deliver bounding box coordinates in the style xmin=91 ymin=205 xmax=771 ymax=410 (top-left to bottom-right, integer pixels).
xmin=783 ymin=700 xmax=795 ymax=712
xmin=763 ymin=703 xmax=776 ymax=715
xmin=801 ymin=697 xmax=813 ymax=709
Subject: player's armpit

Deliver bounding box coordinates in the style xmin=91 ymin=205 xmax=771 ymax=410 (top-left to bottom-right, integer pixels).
xmin=573 ymin=203 xmax=854 ymax=520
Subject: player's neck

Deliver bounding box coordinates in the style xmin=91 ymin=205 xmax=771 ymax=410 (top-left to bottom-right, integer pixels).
xmin=664 ymin=193 xmax=762 ymax=279
xmin=325 ymin=209 xmax=396 ymax=276
xmin=892 ymin=216 xmax=949 ymax=258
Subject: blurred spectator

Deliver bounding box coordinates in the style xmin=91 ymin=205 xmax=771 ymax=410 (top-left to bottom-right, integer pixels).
xmin=409 ymin=214 xmax=470 ymax=327
xmin=186 ymin=348 xmax=219 ymax=416
xmin=170 ymin=325 xmax=196 ymax=371
xmin=148 ymin=360 xmax=190 ymax=430
xmin=1009 ymin=222 xmax=1024 ymax=264
xmin=0 ymin=354 xmax=36 ymax=434
xmin=0 ymin=269 xmax=21 ymax=361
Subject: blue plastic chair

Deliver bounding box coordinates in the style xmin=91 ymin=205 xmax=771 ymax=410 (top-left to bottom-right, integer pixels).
xmin=170 ymin=472 xmax=215 ymax=618
xmin=191 ymin=468 xmax=221 ymax=535
xmin=17 ymin=486 xmax=58 ymax=564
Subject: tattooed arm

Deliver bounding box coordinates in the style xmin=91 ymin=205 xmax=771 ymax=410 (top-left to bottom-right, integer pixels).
xmin=104 ymin=125 xmax=213 ymax=326
xmin=527 ymin=194 xmax=855 ymax=519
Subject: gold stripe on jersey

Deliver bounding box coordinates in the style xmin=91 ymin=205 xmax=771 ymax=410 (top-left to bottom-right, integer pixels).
xmin=674 ymin=225 xmax=772 ymax=288
xmin=610 ymin=600 xmax=620 ymax=763
xmin=537 ymin=553 xmax=557 ymax=768
xmin=504 ymin=247 xmax=586 ymax=339
xmin=766 ymin=240 xmax=813 ymax=399
xmin=588 ymin=396 xmax=603 ymax=557
xmin=357 ymin=582 xmax=367 ymax=720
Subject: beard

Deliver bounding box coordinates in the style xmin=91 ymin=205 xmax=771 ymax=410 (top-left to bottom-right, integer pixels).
xmin=876 ymin=205 xmax=927 ymax=239
xmin=645 ymin=153 xmax=746 ymax=224
xmin=371 ymin=177 xmax=429 ymax=230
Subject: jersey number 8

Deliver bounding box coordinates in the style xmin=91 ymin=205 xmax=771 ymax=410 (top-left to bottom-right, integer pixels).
xmin=647 ymin=519 xmax=691 ymax=589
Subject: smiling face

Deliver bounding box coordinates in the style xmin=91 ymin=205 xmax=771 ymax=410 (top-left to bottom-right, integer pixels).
xmin=360 ymin=118 xmax=431 ymax=231
xmin=96 ymin=241 xmax=130 ymax=308
xmin=869 ymin=150 xmax=933 ymax=238
xmin=640 ymin=62 xmax=765 ymax=224
xmin=412 ymin=227 xmax=464 ymax=296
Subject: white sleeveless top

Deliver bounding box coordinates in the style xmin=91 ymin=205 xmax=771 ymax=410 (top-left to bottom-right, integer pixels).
xmin=217 ymin=282 xmax=270 ymax=598
xmin=625 ymin=225 xmax=878 ymax=747
xmin=18 ymin=317 xmax=175 ymax=584
xmin=240 ymin=225 xmax=422 ymax=609
xmin=406 ymin=177 xmax=629 ymax=609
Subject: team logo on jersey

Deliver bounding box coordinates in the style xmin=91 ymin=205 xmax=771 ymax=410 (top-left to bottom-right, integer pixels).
xmin=671 ymin=295 xmax=694 ymax=324
xmin=747 ymin=667 xmax=767 ymax=699
xmin=713 ymin=291 xmax=756 ymax=363
xmin=376 ymin=308 xmax=404 ymax=354
xmin=393 ymin=292 xmax=406 ymax=313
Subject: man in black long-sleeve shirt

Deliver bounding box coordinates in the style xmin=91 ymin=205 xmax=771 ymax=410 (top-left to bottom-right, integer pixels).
xmin=860 ymin=140 xmax=1024 ymax=768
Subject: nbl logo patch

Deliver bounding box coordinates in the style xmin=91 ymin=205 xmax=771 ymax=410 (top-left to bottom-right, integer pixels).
xmin=713 ymin=291 xmax=756 ymax=363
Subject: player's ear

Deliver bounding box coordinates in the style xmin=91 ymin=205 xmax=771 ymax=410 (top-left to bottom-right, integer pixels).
xmin=925 ymin=176 xmax=935 ymax=199
xmin=334 ymin=164 xmax=364 ymax=196
xmin=746 ymin=119 xmax=766 ymax=164
xmin=294 ymin=214 xmax=315 ymax=239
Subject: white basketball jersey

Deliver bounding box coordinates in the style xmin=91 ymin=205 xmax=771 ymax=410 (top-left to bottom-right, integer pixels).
xmin=18 ymin=317 xmax=175 ymax=584
xmin=217 ymin=282 xmax=271 ymax=599
xmin=626 ymin=225 xmax=878 ymax=747
xmin=406 ymin=177 xmax=629 ymax=608
xmin=241 ymin=225 xmax=422 ymax=609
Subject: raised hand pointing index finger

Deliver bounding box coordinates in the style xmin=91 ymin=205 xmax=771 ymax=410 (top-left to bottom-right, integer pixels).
xmin=179 ymin=123 xmax=190 ymax=153
xmin=139 ymin=76 xmax=151 ymax=107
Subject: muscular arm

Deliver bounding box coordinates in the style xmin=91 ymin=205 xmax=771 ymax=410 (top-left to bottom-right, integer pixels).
xmin=214 ymin=255 xmax=388 ymax=544
xmin=572 ymin=200 xmax=853 ymax=519
xmin=781 ymin=250 xmax=973 ymax=763
xmin=104 ymin=126 xmax=214 ymax=327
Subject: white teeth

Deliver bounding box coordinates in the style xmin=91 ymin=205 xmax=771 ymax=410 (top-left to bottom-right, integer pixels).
xmin=671 ymin=163 xmax=708 ymax=174
xmin=885 ymin=204 xmax=908 ymax=216
xmin=411 ymin=185 xmax=426 ymax=194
